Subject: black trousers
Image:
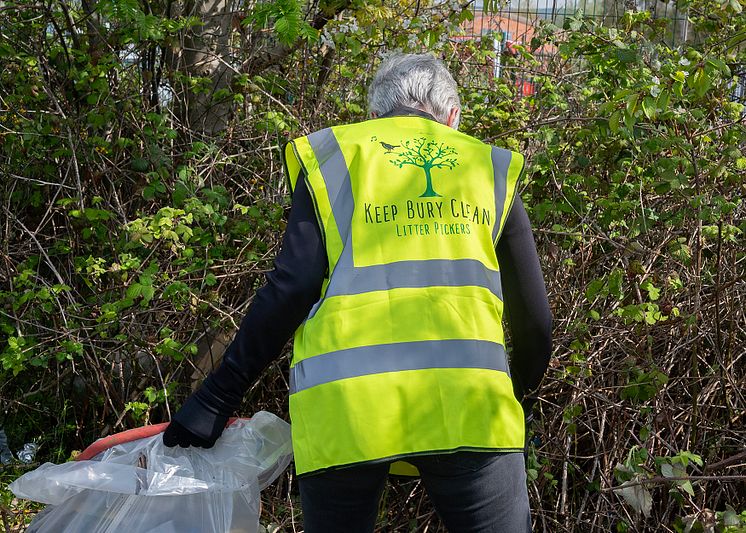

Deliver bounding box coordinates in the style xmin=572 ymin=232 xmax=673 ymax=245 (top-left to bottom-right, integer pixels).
xmin=299 ymin=451 xmax=532 ymax=533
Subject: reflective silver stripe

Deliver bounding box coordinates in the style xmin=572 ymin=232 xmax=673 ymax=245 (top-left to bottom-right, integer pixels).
xmin=290 ymin=340 xmax=509 ymax=394
xmin=491 ymin=147 xmax=513 ymax=242
xmin=307 ymin=128 xmax=354 ymax=244
xmin=323 ymin=258 xmax=503 ymax=301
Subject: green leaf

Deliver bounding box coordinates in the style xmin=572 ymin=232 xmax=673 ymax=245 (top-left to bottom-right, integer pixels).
xmin=140 ymin=285 xmax=155 ymax=305
xmin=678 ymin=451 xmax=703 ymax=467
xmin=144 ymin=387 xmax=157 ymax=403
xmin=671 ymin=70 xmax=687 ymax=83
xmin=641 ymin=97 xmax=656 ymax=120
xmin=585 ymin=278 xmax=606 ymax=300
xmin=673 ymin=81 xmax=684 ymax=98
xmin=625 ymin=93 xmax=639 ymax=115
xmin=656 ymin=91 xmax=670 ymax=114
xmin=624 ymin=111 xmax=635 ymax=130
xmin=609 ymin=111 xmax=621 ymax=133
xmin=688 ymin=67 xmax=711 ymax=98
xmin=608 ymin=269 xmax=624 ymax=299
xmin=706 ymin=58 xmax=731 ymax=76
xmin=654 ymin=181 xmax=671 ymax=194
xmin=131 ymin=157 xmax=149 ymax=172
xmin=0 ymin=42 xmax=15 ymax=58
xmin=126 ymin=283 xmax=143 ymax=299
xmin=615 ymin=48 xmax=637 ymax=64
xmin=274 ymin=16 xmax=292 ymax=43
xmin=87 ymin=112 xmax=108 ymax=128
xmin=640 ymin=280 xmax=660 ymax=301
xmin=723 ymin=505 xmax=740 ymax=526
xmin=172 ymin=180 xmax=190 ymax=207
xmin=679 ymin=480 xmax=695 ymax=496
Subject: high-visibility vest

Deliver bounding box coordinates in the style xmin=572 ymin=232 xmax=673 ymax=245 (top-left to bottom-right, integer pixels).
xmin=282 ymin=115 xmax=526 ymax=476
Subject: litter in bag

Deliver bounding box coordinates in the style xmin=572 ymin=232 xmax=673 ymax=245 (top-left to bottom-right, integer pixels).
xmin=10 ymin=411 xmax=292 ymax=533
xmin=0 ymin=428 xmax=13 ymax=464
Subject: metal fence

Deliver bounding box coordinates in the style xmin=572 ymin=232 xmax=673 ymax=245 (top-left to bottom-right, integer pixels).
xmin=735 ymin=65 xmax=746 ymax=102
xmin=465 ymin=0 xmax=690 ymax=46
xmin=455 ymin=0 xmax=744 ymax=102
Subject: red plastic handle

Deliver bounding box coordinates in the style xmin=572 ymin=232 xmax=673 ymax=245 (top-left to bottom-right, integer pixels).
xmin=76 ymin=417 xmax=245 ymax=461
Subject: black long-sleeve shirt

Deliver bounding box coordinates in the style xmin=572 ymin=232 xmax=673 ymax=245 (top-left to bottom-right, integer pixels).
xmin=179 ymin=115 xmax=553 ymax=435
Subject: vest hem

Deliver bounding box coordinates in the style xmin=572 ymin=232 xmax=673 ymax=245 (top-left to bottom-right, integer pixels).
xmin=295 ymin=445 xmax=525 ymax=478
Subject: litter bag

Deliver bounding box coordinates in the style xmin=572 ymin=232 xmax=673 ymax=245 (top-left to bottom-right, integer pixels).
xmin=10 ymin=411 xmax=292 ymax=533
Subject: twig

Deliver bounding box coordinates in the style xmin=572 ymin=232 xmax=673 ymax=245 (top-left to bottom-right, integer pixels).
xmin=7 ymin=173 xmax=76 ymax=189
xmin=0 ymin=502 xmax=12 ymax=533
xmin=605 ymin=475 xmax=746 ymax=491
xmin=703 ymin=450 xmax=746 ymax=474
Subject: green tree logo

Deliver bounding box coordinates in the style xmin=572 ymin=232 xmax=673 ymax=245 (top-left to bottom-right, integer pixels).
xmin=387 ymin=137 xmax=459 ymax=197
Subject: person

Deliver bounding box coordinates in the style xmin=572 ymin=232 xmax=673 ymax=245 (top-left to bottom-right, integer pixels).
xmin=164 ymin=53 xmax=552 ymax=532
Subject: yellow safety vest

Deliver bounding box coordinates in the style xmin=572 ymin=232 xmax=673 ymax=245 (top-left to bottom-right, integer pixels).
xmin=283 ymin=115 xmax=525 ymax=476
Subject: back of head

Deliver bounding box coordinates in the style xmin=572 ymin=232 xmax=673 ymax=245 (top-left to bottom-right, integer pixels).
xmin=367 ymin=53 xmax=461 ymax=129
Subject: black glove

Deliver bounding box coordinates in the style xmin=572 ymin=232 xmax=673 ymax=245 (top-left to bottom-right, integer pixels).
xmin=162 ymin=394 xmax=229 ymax=448
xmin=163 ymin=416 xmax=227 ymax=448
xmin=163 ymin=362 xmax=248 ymax=448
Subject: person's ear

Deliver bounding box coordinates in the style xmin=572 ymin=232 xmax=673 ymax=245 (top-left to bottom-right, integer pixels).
xmin=446 ymin=107 xmax=460 ymax=129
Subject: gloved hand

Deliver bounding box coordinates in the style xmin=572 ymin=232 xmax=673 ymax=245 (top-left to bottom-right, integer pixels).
xmin=163 ymin=362 xmax=248 ymax=449
xmin=162 ymin=396 xmax=229 ymax=448
xmin=163 ymin=418 xmax=227 ymax=448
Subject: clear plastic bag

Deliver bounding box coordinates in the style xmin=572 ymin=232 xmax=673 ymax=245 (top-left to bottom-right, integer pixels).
xmin=10 ymin=411 xmax=292 ymax=533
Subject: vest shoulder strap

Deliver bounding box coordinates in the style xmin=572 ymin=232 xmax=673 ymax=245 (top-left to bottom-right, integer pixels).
xmin=283 ymin=121 xmax=525 ymax=246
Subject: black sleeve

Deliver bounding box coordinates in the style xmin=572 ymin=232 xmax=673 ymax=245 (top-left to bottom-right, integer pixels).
xmin=177 ymin=176 xmax=328 ymax=429
xmin=495 ymin=197 xmax=553 ymax=410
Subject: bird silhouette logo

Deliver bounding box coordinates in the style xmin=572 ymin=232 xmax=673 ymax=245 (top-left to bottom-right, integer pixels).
xmin=379 ymin=141 xmax=400 ymax=153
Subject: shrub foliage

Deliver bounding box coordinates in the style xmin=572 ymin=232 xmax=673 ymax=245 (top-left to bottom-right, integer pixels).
xmin=1 ymin=0 xmax=744 ymax=531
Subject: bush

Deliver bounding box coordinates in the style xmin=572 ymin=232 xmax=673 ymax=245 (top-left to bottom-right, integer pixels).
xmin=1 ymin=0 xmax=744 ymax=530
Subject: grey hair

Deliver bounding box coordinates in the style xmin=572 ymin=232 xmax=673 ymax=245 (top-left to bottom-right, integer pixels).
xmin=367 ymin=53 xmax=461 ymax=128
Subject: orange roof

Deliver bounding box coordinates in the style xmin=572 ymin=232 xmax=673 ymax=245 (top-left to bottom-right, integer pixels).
xmin=461 ymin=12 xmax=538 ymax=43
xmin=455 ymin=12 xmax=556 ymax=54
